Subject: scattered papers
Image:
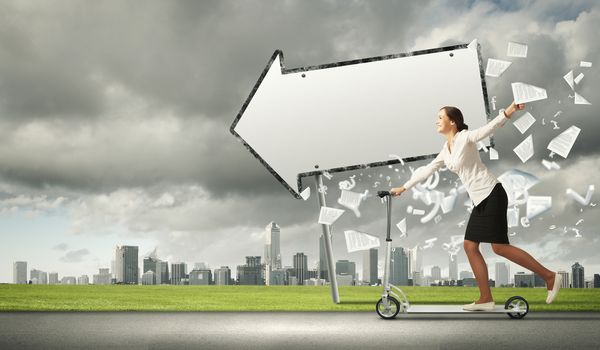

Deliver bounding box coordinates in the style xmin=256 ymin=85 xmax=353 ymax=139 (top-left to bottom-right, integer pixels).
xmin=526 ymin=196 xmax=552 ymax=219
xmin=541 ymin=159 xmax=560 ymax=170
xmin=344 ymin=230 xmax=380 ymax=253
xmin=337 ymin=189 xmax=367 ymax=217
xmin=318 ymin=206 xmax=345 ymax=225
xmin=485 ymin=58 xmax=512 ymax=77
xmin=489 ymin=147 xmax=499 ymax=160
xmin=512 ymin=112 xmax=536 ymax=134
xmin=300 ymin=187 xmax=311 ymax=200
xmin=507 ymin=41 xmax=528 ymax=58
xmin=442 ymin=235 xmax=463 ymax=261
xmin=513 ymin=134 xmax=534 ymax=163
xmin=422 ymin=237 xmax=438 ymax=249
xmin=547 ymin=126 xmax=580 ymax=158
xmin=564 ymin=70 xmax=574 ymax=90
xmin=574 ymin=73 xmax=584 ymax=85
xmin=574 ymin=92 xmax=591 ymax=105
xmin=507 ymin=207 xmax=519 ymax=228
xmin=498 ymin=169 xmax=540 ymax=206
xmin=580 ymin=61 xmax=592 ymax=68
xmin=512 ymin=82 xmax=547 ymax=104
xmin=566 ymin=185 xmax=595 ymax=206
xmin=396 ymin=218 xmax=407 ymax=238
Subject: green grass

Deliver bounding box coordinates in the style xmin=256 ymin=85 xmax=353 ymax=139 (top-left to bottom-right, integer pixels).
xmin=0 ymin=285 xmax=598 ymax=311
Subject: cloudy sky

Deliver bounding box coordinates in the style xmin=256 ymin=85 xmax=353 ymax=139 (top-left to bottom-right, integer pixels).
xmin=1 ymin=0 xmax=598 ymax=284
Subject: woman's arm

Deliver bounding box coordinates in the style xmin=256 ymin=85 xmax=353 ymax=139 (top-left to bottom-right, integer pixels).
xmin=465 ymin=102 xmax=525 ymax=143
xmin=391 ymin=151 xmax=445 ymax=196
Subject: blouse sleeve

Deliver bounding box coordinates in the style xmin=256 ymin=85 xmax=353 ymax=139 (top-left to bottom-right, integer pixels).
xmin=402 ymin=151 xmax=445 ymax=190
xmin=465 ymin=109 xmax=509 ymax=143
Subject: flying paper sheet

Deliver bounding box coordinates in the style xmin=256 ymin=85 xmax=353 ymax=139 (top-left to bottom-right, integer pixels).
xmin=580 ymin=61 xmax=592 ymax=67
xmin=507 ymin=41 xmax=528 ymax=57
xmin=566 ymin=185 xmax=595 ymax=206
xmin=526 ymin=196 xmax=552 ymax=219
xmin=574 ymin=73 xmax=584 ymax=85
xmin=318 ymin=206 xmax=345 ymax=225
xmin=337 ymin=189 xmax=365 ymax=217
xmin=396 ymin=218 xmax=407 ymax=238
xmin=541 ymin=159 xmax=560 ymax=170
xmin=507 ymin=207 xmax=519 ymax=228
xmin=489 ymin=147 xmax=499 ymax=160
xmin=498 ymin=169 xmax=540 ymax=206
xmin=300 ymin=187 xmax=311 ymax=200
xmin=344 ymin=230 xmax=380 ymax=253
xmin=485 ymin=58 xmax=512 ymax=77
xmin=512 ymin=82 xmax=547 ymax=104
xmin=547 ymin=126 xmax=580 ymax=158
xmin=574 ymin=92 xmax=591 ymax=105
xmin=512 ymin=112 xmax=536 ymax=134
xmin=513 ymin=135 xmax=534 ymax=163
xmin=563 ymin=70 xmax=575 ymax=90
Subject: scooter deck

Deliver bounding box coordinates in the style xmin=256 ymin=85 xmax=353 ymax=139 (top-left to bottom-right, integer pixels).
xmin=405 ymin=305 xmax=517 ymax=313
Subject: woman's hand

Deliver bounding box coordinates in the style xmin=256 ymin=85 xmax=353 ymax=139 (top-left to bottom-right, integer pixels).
xmin=390 ymin=186 xmax=406 ymax=197
xmin=504 ymin=101 xmax=525 ymax=119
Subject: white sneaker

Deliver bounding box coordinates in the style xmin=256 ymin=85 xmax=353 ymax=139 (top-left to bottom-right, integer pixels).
xmin=546 ymin=273 xmax=562 ymax=304
xmin=462 ymin=301 xmax=495 ymax=311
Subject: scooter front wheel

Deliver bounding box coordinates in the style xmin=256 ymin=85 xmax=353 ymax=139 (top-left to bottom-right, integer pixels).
xmin=505 ymin=296 xmax=529 ymax=319
xmin=376 ymin=296 xmax=400 ymax=319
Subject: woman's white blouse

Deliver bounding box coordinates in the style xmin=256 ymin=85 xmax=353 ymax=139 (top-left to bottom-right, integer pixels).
xmin=402 ymin=110 xmax=509 ymax=206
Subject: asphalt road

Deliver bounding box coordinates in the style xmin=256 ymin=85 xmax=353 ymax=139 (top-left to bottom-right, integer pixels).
xmin=1 ymin=312 xmax=599 ymax=349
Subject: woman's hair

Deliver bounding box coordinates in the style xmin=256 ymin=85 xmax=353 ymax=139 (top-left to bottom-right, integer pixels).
xmin=441 ymin=106 xmax=469 ymax=131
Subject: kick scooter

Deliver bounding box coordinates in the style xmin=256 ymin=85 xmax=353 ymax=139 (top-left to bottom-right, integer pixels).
xmin=375 ymin=190 xmax=529 ymax=319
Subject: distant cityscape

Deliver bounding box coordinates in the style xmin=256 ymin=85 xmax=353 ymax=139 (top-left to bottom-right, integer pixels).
xmin=10 ymin=221 xmax=600 ymax=289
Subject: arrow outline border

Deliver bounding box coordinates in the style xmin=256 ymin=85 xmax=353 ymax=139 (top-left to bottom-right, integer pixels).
xmin=231 ymin=43 xmax=492 ymax=199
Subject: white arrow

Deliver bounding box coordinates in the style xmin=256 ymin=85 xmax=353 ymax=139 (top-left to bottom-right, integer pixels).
xmin=232 ymin=41 xmax=489 ymax=198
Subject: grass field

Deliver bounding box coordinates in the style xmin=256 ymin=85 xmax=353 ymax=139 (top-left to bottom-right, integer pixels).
xmin=0 ymin=285 xmax=598 ymax=312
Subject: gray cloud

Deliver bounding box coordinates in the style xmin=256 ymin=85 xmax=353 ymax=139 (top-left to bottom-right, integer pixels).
xmin=53 ymin=243 xmax=68 ymax=251
xmin=59 ymin=249 xmax=90 ymax=263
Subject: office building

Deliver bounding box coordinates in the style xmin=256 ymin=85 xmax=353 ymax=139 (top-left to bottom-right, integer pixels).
xmin=114 ymin=245 xmax=139 ymax=284
xmin=336 ymin=274 xmax=353 ymax=286
xmin=594 ymin=274 xmax=600 ymax=288
xmin=13 ymin=261 xmax=27 ymax=284
xmin=30 ymin=269 xmax=47 ymax=284
xmin=142 ymin=270 xmax=156 ymax=285
xmin=293 ymin=253 xmax=308 ymax=285
xmin=557 ymin=270 xmax=570 ymax=289
xmin=495 ymin=262 xmax=509 ymax=287
xmin=269 ymin=269 xmax=287 ymax=285
xmin=449 ymin=255 xmax=458 ymax=281
xmin=214 ymin=266 xmax=232 ymax=285
xmin=189 ymin=269 xmax=212 ymax=285
xmin=237 ymin=256 xmax=263 ymax=285
xmin=77 ymin=275 xmax=89 ymax=285
xmin=391 ymin=247 xmax=409 ymax=285
xmin=336 ymin=260 xmax=356 ymax=283
xmin=431 ymin=266 xmax=442 ymax=281
xmin=572 ymin=262 xmax=584 ymax=288
xmin=319 ymin=234 xmax=329 ymax=281
xmin=514 ymin=272 xmax=535 ymax=287
xmin=49 ymin=272 xmax=59 ymax=285
xmin=93 ymin=268 xmax=112 ymax=285
xmin=363 ymin=248 xmax=378 ymax=285
xmin=460 ymin=271 xmax=474 ymax=280
xmin=264 ymin=222 xmax=282 ymax=272
xmin=61 ymin=276 xmax=77 ymax=285
xmin=171 ymin=262 xmax=187 ymax=285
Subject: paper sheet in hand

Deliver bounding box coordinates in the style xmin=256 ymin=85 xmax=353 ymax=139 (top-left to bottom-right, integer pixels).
xmin=318 ymin=206 xmax=345 ymax=225
xmin=344 ymin=230 xmax=380 ymax=253
xmin=513 ymin=135 xmax=534 ymax=163
xmin=512 ymin=82 xmax=547 ymax=104
xmin=512 ymin=112 xmax=536 ymax=134
xmin=507 ymin=42 xmax=528 ymax=58
xmin=574 ymin=92 xmax=591 ymax=105
xmin=547 ymin=126 xmax=580 ymax=158
xmin=485 ymin=58 xmax=512 ymax=77
xmin=526 ymin=196 xmax=552 ymax=219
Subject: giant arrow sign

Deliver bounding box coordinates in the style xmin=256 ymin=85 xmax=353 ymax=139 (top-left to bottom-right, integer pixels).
xmin=231 ymin=40 xmax=490 ymax=199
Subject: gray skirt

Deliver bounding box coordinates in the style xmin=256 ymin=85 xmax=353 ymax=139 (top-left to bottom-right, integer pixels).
xmin=465 ymin=183 xmax=510 ymax=244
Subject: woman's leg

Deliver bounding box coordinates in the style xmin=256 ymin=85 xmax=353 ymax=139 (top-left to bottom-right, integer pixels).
xmin=491 ymin=243 xmax=555 ymax=290
xmin=464 ymin=240 xmax=493 ymax=303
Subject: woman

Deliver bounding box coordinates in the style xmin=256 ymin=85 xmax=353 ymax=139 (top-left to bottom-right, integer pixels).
xmin=390 ymin=102 xmax=562 ymax=311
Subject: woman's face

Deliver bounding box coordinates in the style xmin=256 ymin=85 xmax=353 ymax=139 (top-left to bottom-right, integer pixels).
xmin=436 ymin=109 xmax=455 ymax=134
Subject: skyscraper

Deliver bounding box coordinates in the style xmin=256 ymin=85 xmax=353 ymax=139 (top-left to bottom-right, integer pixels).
xmin=293 ymin=252 xmax=308 ymax=285
xmin=114 ymin=245 xmax=139 ymax=284
xmin=594 ymin=274 xmax=600 ymax=288
xmin=390 ymin=247 xmax=409 ymax=286
xmin=319 ymin=234 xmax=329 ymax=281
xmin=189 ymin=269 xmax=212 ymax=285
xmin=336 ymin=260 xmax=356 ymax=283
xmin=363 ymin=248 xmax=378 ymax=285
xmin=449 ymin=255 xmax=458 ymax=281
xmin=572 ymin=262 xmax=584 ymax=288
xmin=13 ymin=261 xmax=27 ymax=284
xmin=237 ymin=256 xmax=263 ymax=285
xmin=557 ymin=270 xmax=570 ymax=289
xmin=214 ymin=266 xmax=232 ymax=285
xmin=264 ymin=222 xmax=281 ymax=270
xmin=495 ymin=262 xmax=509 ymax=287
xmin=431 ymin=266 xmax=442 ymax=281
xmin=171 ymin=262 xmax=187 ymax=285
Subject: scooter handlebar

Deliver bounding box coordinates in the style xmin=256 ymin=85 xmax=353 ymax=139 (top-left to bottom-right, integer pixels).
xmin=377 ymin=190 xmax=391 ymax=198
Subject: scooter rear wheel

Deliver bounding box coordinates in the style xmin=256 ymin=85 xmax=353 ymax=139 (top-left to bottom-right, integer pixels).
xmin=376 ymin=296 xmax=400 ymax=319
